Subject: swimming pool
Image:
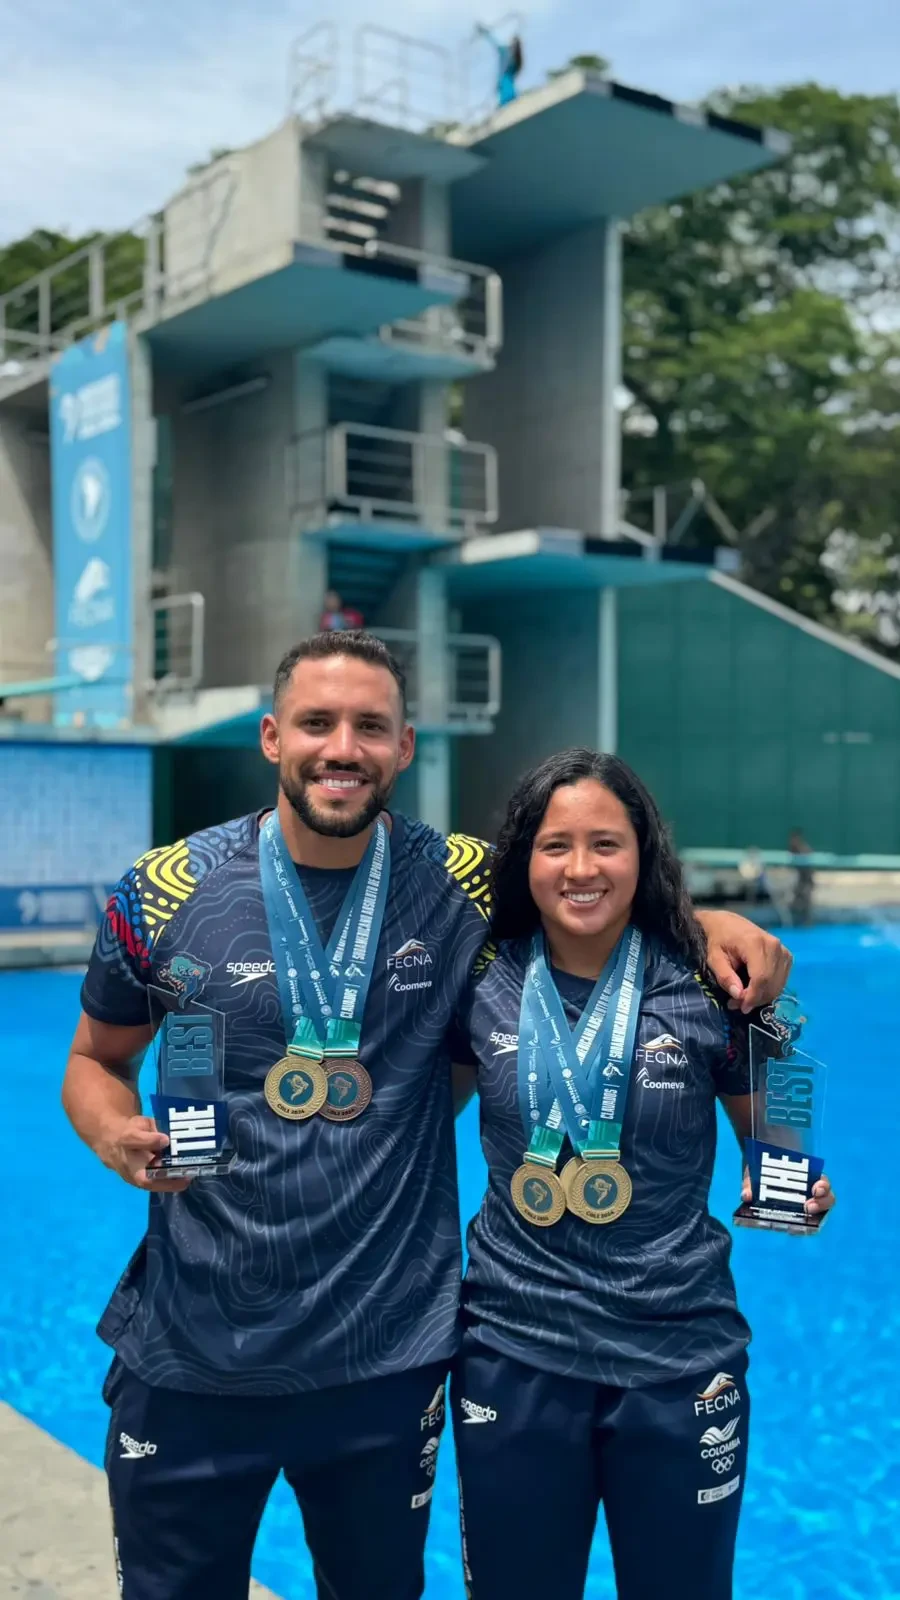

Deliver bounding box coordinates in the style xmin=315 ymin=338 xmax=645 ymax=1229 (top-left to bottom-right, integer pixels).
xmin=0 ymin=925 xmax=895 ymax=1598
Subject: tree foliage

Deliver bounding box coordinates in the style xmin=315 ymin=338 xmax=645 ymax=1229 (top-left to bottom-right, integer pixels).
xmin=622 ymin=83 xmax=900 ymax=648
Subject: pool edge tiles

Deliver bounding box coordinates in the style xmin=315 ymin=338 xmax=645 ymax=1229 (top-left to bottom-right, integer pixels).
xmin=0 ymin=1401 xmax=283 ymax=1600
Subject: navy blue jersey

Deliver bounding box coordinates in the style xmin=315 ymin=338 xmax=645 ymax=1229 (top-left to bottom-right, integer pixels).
xmin=81 ymin=814 xmax=492 ymax=1395
xmin=457 ymin=939 xmax=754 ymax=1388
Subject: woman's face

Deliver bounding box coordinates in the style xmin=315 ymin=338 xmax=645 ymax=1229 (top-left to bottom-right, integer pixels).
xmin=528 ymin=779 xmax=640 ymax=945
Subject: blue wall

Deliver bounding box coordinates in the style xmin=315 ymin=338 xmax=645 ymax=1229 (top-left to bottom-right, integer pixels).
xmin=0 ymin=742 xmax=151 ymax=931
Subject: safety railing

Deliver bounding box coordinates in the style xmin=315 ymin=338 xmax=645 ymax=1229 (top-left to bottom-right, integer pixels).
xmin=289 ymin=20 xmax=339 ymax=122
xmin=378 ymin=252 xmax=502 ymax=362
xmin=149 ymin=593 xmax=205 ymax=695
xmin=290 ymin=422 xmax=497 ymax=536
xmin=288 ymin=18 xmax=524 ymax=132
xmin=0 ymin=222 xmax=153 ymax=361
xmin=289 ymin=22 xmax=457 ymax=131
xmin=373 ymin=627 xmax=501 ymax=723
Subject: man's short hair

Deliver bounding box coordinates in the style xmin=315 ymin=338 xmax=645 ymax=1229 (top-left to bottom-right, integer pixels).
xmin=273 ymin=631 xmax=408 ymax=717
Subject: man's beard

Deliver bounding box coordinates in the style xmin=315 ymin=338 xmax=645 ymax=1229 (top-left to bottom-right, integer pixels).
xmin=280 ymin=765 xmax=394 ymax=838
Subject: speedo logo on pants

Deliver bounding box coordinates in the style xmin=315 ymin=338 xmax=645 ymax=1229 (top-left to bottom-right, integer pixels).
xmin=459 ymin=1397 xmax=498 ymax=1425
xmin=119 ymin=1431 xmax=157 ymax=1460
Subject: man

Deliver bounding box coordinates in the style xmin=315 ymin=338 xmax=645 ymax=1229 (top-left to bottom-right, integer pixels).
xmin=63 ymin=630 xmax=790 ymax=1600
xmin=318 ymin=588 xmax=364 ymax=633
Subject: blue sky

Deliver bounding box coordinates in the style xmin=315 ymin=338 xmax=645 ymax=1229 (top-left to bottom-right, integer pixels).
xmin=0 ymin=0 xmax=897 ymax=243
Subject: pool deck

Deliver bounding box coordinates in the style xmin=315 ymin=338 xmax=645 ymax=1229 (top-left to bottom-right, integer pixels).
xmin=0 ymin=1402 xmax=282 ymax=1598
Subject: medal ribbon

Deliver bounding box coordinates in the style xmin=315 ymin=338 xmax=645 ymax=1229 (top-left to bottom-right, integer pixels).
xmin=521 ymin=926 xmax=645 ymax=1161
xmin=259 ymin=812 xmax=390 ymax=1059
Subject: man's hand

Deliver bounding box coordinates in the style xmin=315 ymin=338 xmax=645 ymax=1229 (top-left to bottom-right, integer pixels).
xmin=695 ymin=910 xmax=792 ymax=1013
xmin=741 ymin=1169 xmax=835 ymax=1219
xmin=97 ymin=1114 xmax=192 ymax=1194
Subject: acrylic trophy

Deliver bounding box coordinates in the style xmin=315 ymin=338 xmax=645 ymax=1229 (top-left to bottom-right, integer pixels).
xmin=733 ymin=1004 xmax=827 ymax=1235
xmin=145 ymin=985 xmax=234 ymax=1180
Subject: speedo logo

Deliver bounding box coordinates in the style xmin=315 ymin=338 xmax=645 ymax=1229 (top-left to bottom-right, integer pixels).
xmin=489 ymin=1030 xmax=518 ymax=1056
xmin=119 ymin=1431 xmax=157 ymax=1460
xmin=227 ymin=961 xmax=275 ymax=986
xmin=460 ymin=1398 xmax=498 ymax=1425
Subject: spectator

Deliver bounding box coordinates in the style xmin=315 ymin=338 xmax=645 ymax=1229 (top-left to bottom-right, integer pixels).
xmin=788 ymin=828 xmax=815 ymax=925
xmin=319 ymin=591 xmax=364 ymax=633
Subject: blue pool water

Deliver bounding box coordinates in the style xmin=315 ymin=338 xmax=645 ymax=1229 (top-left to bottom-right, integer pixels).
xmin=1 ymin=926 xmax=898 ymax=1598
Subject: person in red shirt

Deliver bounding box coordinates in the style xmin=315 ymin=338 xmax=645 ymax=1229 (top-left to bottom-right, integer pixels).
xmin=319 ymin=590 xmax=364 ymax=632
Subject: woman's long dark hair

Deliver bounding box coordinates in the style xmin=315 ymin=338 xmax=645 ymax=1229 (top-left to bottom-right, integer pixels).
xmin=490 ymin=748 xmax=706 ymax=969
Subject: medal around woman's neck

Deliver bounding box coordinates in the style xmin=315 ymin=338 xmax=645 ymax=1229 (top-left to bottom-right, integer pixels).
xmin=511 ymin=927 xmax=645 ymax=1226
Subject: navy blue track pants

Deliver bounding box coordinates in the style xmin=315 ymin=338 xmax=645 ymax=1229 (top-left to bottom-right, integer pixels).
xmin=104 ymin=1356 xmax=449 ymax=1600
xmin=452 ymin=1337 xmax=750 ymax=1600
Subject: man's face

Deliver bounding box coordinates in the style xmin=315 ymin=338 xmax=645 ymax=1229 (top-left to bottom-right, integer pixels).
xmin=261 ymin=655 xmax=415 ymax=838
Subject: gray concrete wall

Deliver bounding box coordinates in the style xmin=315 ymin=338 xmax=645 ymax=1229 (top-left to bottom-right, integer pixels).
xmin=0 ymin=405 xmax=53 ymax=720
xmin=462 ymin=222 xmax=611 ymax=536
xmin=454 ymin=587 xmax=599 ymax=838
xmin=162 ymin=352 xmax=326 ymax=688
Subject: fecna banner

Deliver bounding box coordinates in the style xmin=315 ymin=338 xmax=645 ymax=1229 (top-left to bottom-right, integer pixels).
xmin=50 ymin=321 xmax=133 ymax=726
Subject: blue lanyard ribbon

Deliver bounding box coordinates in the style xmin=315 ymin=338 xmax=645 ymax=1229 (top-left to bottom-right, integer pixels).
xmin=519 ymin=926 xmax=645 ymax=1160
xmin=259 ymin=812 xmax=390 ymax=1057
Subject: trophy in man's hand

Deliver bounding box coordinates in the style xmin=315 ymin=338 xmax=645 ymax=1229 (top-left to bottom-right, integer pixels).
xmin=145 ymin=986 xmax=234 ymax=1181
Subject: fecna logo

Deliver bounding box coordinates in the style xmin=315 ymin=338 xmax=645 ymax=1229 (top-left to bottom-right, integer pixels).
xmin=420 ymin=1383 xmax=446 ymax=1432
xmin=119 ymin=1432 xmax=157 ymax=1461
xmin=411 ymin=1488 xmax=434 ymax=1510
xmin=644 ymin=1032 xmax=682 ymax=1052
xmin=694 ymin=1372 xmax=740 ymax=1418
xmin=460 ymin=1397 xmax=498 ymax=1425
xmin=489 ymin=1030 xmax=518 ymax=1057
xmin=226 ymin=960 xmax=275 ymax=987
xmin=639 ymin=1030 xmax=689 ymax=1071
xmin=387 ymin=937 xmax=435 ymax=994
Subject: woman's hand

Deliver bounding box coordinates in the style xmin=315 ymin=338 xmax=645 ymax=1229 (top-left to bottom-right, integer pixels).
xmin=695 ymin=910 xmax=792 ymax=1012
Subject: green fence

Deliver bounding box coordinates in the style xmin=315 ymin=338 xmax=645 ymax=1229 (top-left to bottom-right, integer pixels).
xmin=618 ymin=578 xmax=900 ymax=855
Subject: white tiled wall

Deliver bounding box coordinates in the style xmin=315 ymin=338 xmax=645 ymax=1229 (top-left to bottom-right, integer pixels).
xmin=0 ymin=744 xmax=152 ymax=885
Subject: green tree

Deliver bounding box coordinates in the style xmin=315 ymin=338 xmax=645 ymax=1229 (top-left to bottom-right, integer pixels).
xmin=548 ymin=53 xmax=610 ymax=79
xmin=621 ymin=83 xmax=900 ymax=647
xmin=0 ymin=227 xmax=144 ymax=344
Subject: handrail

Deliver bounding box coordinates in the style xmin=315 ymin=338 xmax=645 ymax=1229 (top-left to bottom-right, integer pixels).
xmin=372 ymin=626 xmax=501 ymax=721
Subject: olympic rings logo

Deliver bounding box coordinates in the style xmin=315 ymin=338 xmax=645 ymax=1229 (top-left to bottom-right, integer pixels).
xmin=711 ymin=1454 xmax=736 ymax=1474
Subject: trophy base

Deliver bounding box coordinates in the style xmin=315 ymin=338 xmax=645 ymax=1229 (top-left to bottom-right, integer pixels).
xmin=733 ymin=1200 xmax=825 ymax=1235
xmin=146 ymin=1149 xmax=235 ymax=1182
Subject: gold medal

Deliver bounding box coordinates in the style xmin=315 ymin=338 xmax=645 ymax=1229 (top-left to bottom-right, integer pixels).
xmin=565 ymin=1159 xmax=632 ymax=1225
xmin=264 ymin=1056 xmax=328 ymax=1120
xmin=559 ymin=1156 xmax=582 ymax=1199
xmin=510 ymin=1162 xmax=566 ymax=1227
xmin=319 ymin=1060 xmax=373 ymax=1122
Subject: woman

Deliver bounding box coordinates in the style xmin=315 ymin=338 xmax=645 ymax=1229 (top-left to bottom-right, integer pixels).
xmin=452 ymin=749 xmax=833 ymax=1600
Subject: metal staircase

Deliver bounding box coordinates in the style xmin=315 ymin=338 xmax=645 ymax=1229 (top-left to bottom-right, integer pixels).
xmin=326 ymin=545 xmax=410 ymax=623
xmin=324 ymin=171 xmax=401 ymax=250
